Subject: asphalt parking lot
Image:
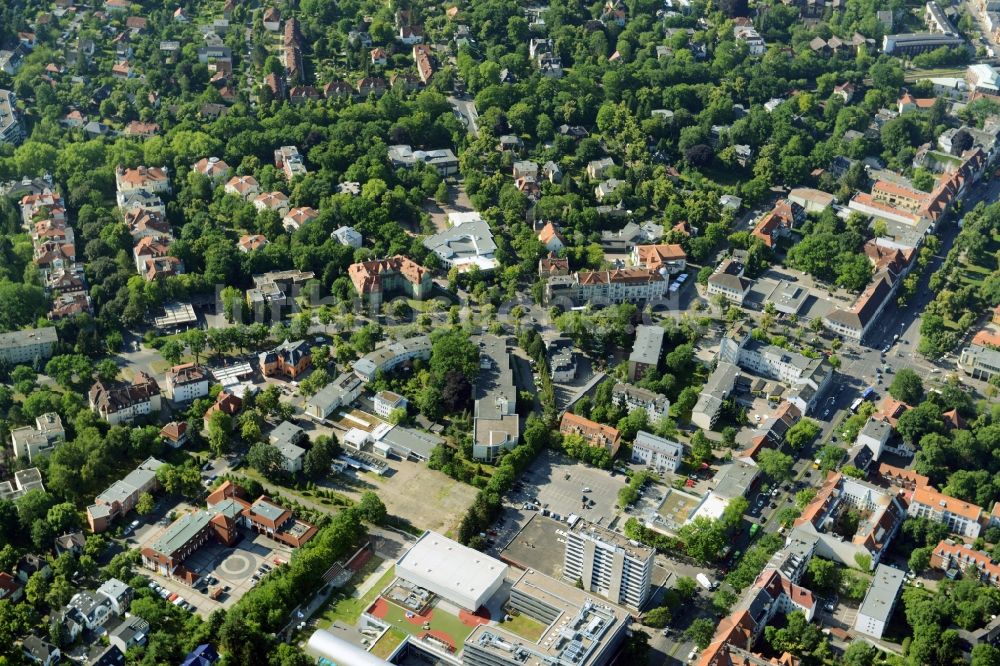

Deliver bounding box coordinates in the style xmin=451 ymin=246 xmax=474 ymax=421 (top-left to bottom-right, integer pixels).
xmin=516 ymin=449 xmax=627 ymax=522
xmin=126 ymin=498 xmax=195 ymax=546
xmin=816 ymin=599 xmax=858 ymax=631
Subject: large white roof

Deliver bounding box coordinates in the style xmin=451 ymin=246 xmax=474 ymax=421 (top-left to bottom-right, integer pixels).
xmin=396 ymin=531 xmax=507 ymax=608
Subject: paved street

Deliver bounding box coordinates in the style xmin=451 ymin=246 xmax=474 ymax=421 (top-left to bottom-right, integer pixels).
xmin=448 ymin=95 xmax=480 ymax=137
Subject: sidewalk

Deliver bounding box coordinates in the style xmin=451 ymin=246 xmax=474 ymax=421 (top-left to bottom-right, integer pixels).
xmin=352 ymin=559 xmax=394 ymax=600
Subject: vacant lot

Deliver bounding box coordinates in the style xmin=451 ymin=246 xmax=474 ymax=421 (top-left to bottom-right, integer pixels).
xmin=324 ymin=459 xmax=477 ymax=537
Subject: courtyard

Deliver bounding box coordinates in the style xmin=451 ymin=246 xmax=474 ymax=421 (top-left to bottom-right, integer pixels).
xmin=137 ymin=522 xmax=293 ymax=616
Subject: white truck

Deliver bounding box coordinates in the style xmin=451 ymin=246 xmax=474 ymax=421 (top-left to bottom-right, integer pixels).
xmin=696 ymin=573 xmax=717 ymax=591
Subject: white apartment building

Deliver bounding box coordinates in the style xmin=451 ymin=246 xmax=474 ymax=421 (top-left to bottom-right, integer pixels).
xmin=734 ymin=25 xmax=766 ymax=55
xmin=631 ymin=431 xmax=683 ymax=473
xmin=856 ymin=418 xmax=893 ymax=460
xmin=721 ymin=333 xmax=822 ymax=385
xmin=0 ymin=327 xmax=58 ymax=365
xmin=352 ymin=335 xmax=432 ymax=382
xmin=332 ymin=225 xmax=363 ymax=248
xmin=564 ymin=519 xmax=654 ymax=609
xmin=908 ymin=485 xmax=983 ymax=539
xmin=0 ymin=89 xmax=24 ymax=145
xmin=611 ymin=383 xmax=670 ymax=422
xmin=373 ymin=390 xmax=407 ymax=418
xmin=163 ymin=363 xmax=210 ymax=402
xmin=10 ymin=413 xmax=65 ymax=461
xmin=719 ymin=329 xmax=832 ymax=414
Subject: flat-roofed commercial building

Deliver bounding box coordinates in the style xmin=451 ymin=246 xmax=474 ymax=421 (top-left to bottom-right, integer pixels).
xmin=387 ymin=145 xmax=459 ymax=176
xmin=463 ymin=568 xmax=631 ymax=666
xmin=883 ymin=32 xmax=964 ymax=55
xmin=395 ymin=531 xmax=507 ymax=611
xmin=304 ymin=372 xmax=363 ymax=419
xmin=564 ymin=519 xmax=654 ymax=609
xmin=373 ymin=390 xmax=407 ymax=418
xmin=960 ymin=340 xmax=1000 ymax=382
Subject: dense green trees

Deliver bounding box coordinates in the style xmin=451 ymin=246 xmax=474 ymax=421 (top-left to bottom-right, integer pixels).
xmin=247 ymin=443 xmax=287 ymax=480
xmin=676 ymin=498 xmax=746 ymax=564
xmin=888 ymin=369 xmax=923 ymax=405
xmin=756 ymin=449 xmax=794 ymax=482
xmin=643 ymin=606 xmax=672 ymax=628
xmin=685 ymin=618 xmax=716 ymax=650
xmin=785 ymin=210 xmax=870 ymax=291
xmin=785 ymin=418 xmax=820 ymax=450
xmin=920 ymin=201 xmax=1000 ymax=357
xmin=764 ymin=611 xmax=828 ymax=661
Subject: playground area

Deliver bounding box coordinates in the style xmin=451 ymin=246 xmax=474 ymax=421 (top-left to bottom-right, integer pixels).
xmin=367 ymin=595 xmax=490 ymax=654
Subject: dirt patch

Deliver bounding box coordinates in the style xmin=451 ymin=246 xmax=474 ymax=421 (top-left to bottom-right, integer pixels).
xmin=322 ymin=459 xmax=477 ymax=537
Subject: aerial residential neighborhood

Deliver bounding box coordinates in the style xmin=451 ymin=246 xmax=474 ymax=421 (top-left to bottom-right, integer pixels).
xmin=0 ymin=0 xmax=999 ymax=664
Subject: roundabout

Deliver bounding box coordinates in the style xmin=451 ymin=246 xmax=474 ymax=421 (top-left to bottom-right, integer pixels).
xmin=218 ymin=551 xmax=256 ymax=580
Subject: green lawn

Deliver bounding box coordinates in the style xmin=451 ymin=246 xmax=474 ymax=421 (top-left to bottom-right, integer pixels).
xmin=370 ymin=629 xmax=407 ymax=659
xmin=317 ymin=564 xmax=395 ymax=627
xmin=499 ymin=613 xmax=547 ymax=642
xmin=378 ymin=598 xmax=475 ymax=648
